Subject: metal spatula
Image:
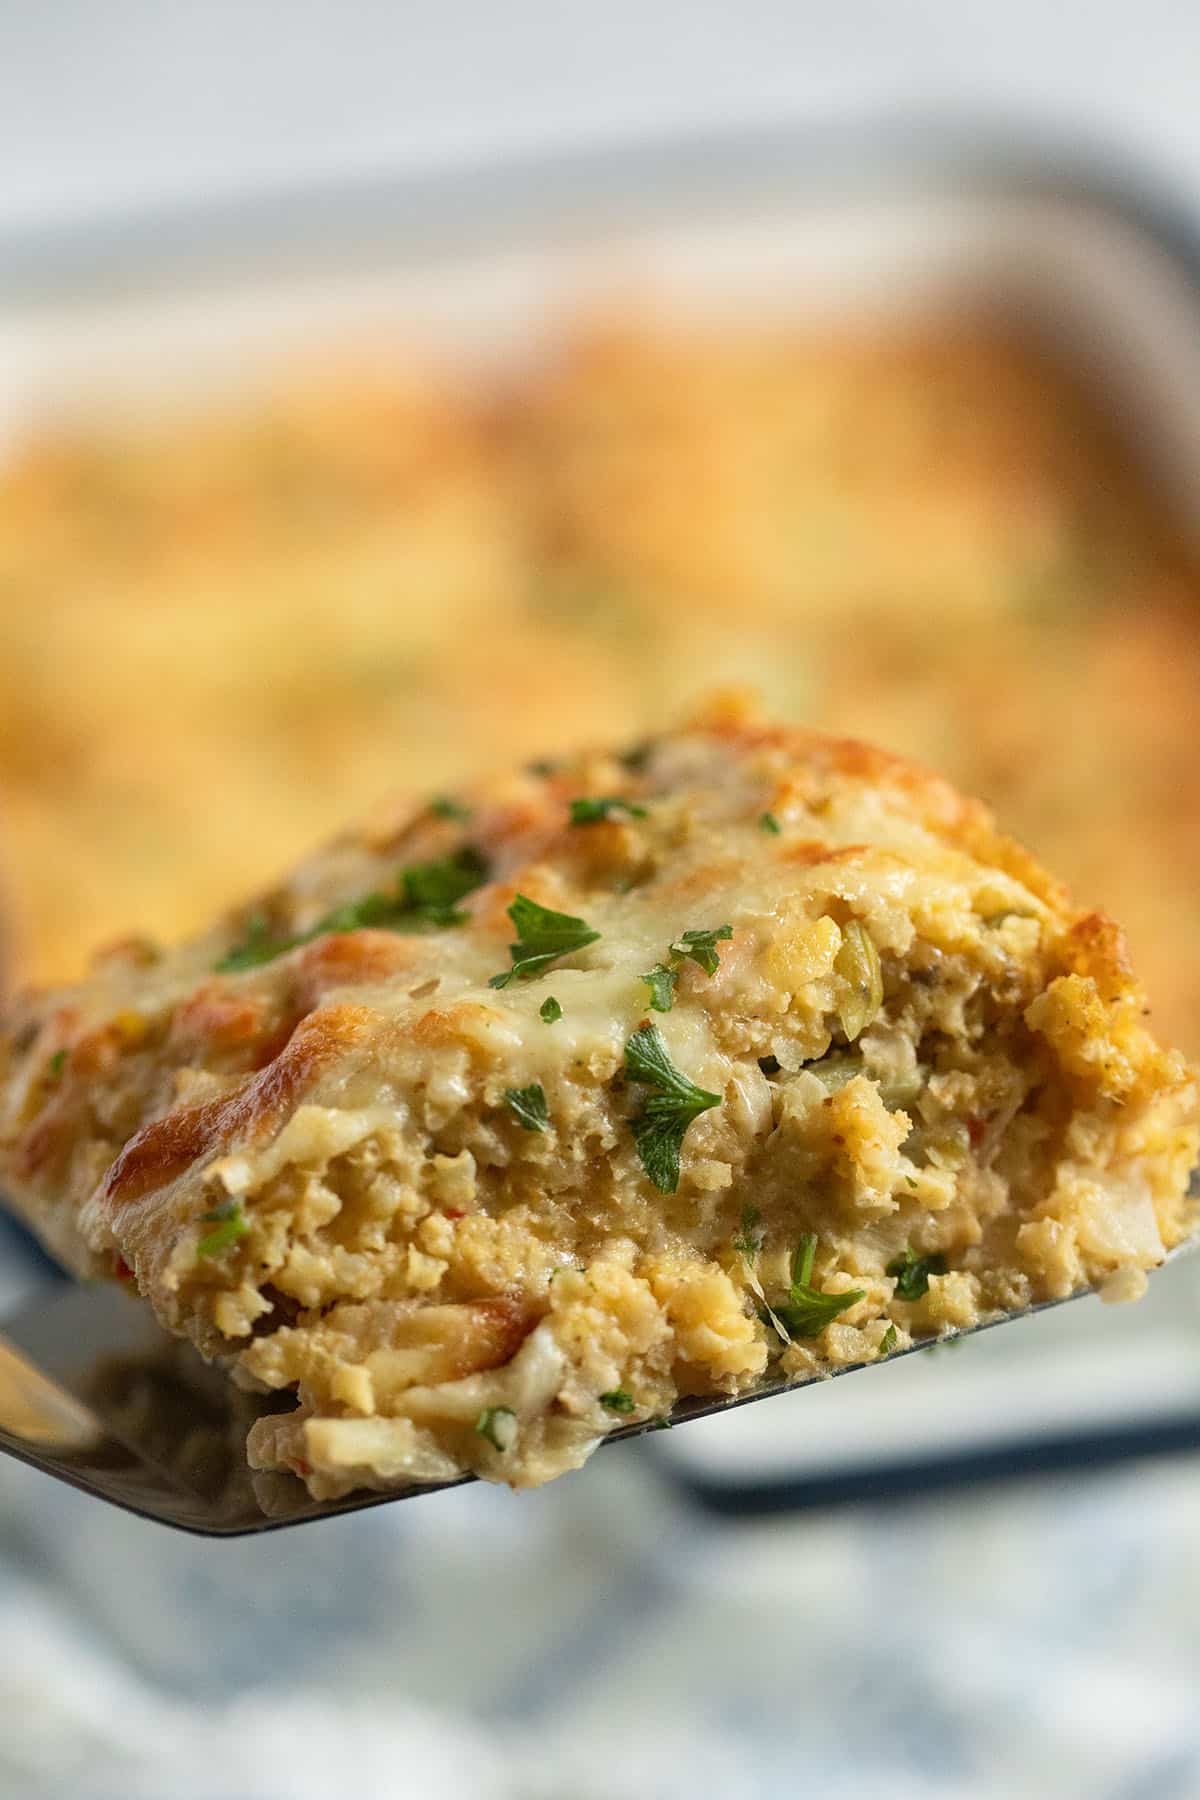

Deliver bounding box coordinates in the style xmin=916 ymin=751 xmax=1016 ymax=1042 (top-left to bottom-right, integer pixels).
xmin=2 ymin=1250 xmax=1195 ymax=1537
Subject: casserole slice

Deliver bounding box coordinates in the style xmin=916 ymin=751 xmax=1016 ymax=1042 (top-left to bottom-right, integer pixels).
xmin=1 ymin=694 xmax=1195 ymax=1495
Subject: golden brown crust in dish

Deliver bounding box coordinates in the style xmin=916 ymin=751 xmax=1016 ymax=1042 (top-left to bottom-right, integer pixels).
xmin=1 ymin=695 xmax=1196 ymax=1494
xmin=4 ymin=322 xmax=1200 ymax=1065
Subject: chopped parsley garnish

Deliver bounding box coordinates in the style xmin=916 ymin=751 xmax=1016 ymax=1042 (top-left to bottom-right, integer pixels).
xmin=636 ymin=925 xmax=732 ymax=1008
xmin=488 ymin=894 xmax=600 ymax=988
xmin=504 ymin=1083 xmax=550 ymax=1132
xmin=769 ymin=1233 xmax=866 ymax=1340
xmin=600 ymin=1389 xmax=636 ymax=1414
xmin=879 ymin=1324 xmax=899 ymax=1355
xmin=568 ymin=795 xmax=648 ymax=826
xmin=670 ymin=924 xmax=732 ymax=978
xmin=215 ymin=912 xmax=287 ymax=973
xmin=641 ymin=963 xmax=678 ymax=1013
xmin=539 ymin=996 xmax=563 ymax=1024
xmin=430 ymin=795 xmax=472 ymax=822
xmin=759 ymin=811 xmax=782 ymax=835
xmin=475 ymin=1406 xmax=518 ymax=1452
xmin=887 ymin=1247 xmax=947 ymax=1301
xmin=393 ymin=847 xmax=490 ymax=927
xmin=732 ymin=1204 xmax=765 ymax=1260
xmin=196 ymin=1199 xmax=249 ymax=1259
xmin=216 ymin=848 xmax=489 ymax=972
xmin=624 ymin=1023 xmax=721 ymax=1195
xmin=47 ymin=1049 xmax=67 ymax=1078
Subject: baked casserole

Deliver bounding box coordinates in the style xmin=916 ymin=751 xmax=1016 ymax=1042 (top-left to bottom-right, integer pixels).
xmin=2 ymin=322 xmax=1199 ymax=1056
xmin=1 ymin=698 xmax=1194 ymax=1494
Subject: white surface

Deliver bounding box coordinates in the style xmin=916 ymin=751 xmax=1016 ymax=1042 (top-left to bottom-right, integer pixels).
xmin=2 ymin=3 xmax=1200 ymax=239
xmin=5 ymin=1444 xmax=1200 ymax=1800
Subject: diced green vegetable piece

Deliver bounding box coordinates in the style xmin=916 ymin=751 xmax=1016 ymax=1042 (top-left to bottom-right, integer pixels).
xmin=475 ymin=1406 xmax=518 ymax=1452
xmin=835 ymin=918 xmax=883 ymax=1041
xmin=196 ymin=1199 xmax=249 ymax=1259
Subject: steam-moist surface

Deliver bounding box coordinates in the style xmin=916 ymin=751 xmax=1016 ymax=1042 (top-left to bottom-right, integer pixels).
xmin=1 ymin=698 xmax=1196 ymax=1495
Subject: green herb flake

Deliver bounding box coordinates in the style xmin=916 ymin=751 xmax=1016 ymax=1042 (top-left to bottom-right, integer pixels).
xmin=394 ymin=846 xmax=490 ymax=927
xmin=649 ymin=1415 xmax=674 ymax=1431
xmin=759 ymin=811 xmax=782 ymax=835
xmin=539 ymin=996 xmax=563 ymax=1024
xmin=47 ymin=1049 xmax=67 ymax=1079
xmin=669 ymin=923 xmax=733 ymax=978
xmin=504 ymin=1084 xmax=550 ymax=1133
xmin=732 ymin=1204 xmax=765 ymax=1260
xmin=196 ymin=1199 xmax=249 ymax=1260
xmin=624 ymin=1022 xmax=721 ymax=1194
xmin=216 ymin=912 xmax=295 ymax=973
xmin=887 ymin=1247 xmax=947 ymax=1301
xmin=430 ymin=795 xmax=472 ymax=822
xmin=600 ymin=1389 xmax=636 ymax=1414
xmin=307 ymin=890 xmax=408 ymax=936
xmin=641 ymin=963 xmax=678 ymax=1013
xmin=568 ymin=795 xmax=648 ymax=826
xmin=217 ymin=848 xmax=489 ymax=973
xmin=475 ymin=1406 xmax=518 ymax=1452
xmin=489 ymin=894 xmax=601 ymax=988
xmin=769 ymin=1231 xmax=866 ymax=1340
xmin=879 ymin=1324 xmax=899 ymax=1355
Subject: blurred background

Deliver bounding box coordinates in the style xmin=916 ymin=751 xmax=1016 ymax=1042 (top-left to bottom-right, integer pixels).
xmin=4 ymin=6 xmax=1200 ymax=1796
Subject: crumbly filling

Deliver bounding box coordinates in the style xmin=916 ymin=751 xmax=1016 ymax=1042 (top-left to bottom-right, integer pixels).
xmin=147 ymin=941 xmax=1193 ymax=1497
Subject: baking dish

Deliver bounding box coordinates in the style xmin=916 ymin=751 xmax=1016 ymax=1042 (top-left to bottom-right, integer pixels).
xmin=3 ymin=120 xmax=1200 ymax=1509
